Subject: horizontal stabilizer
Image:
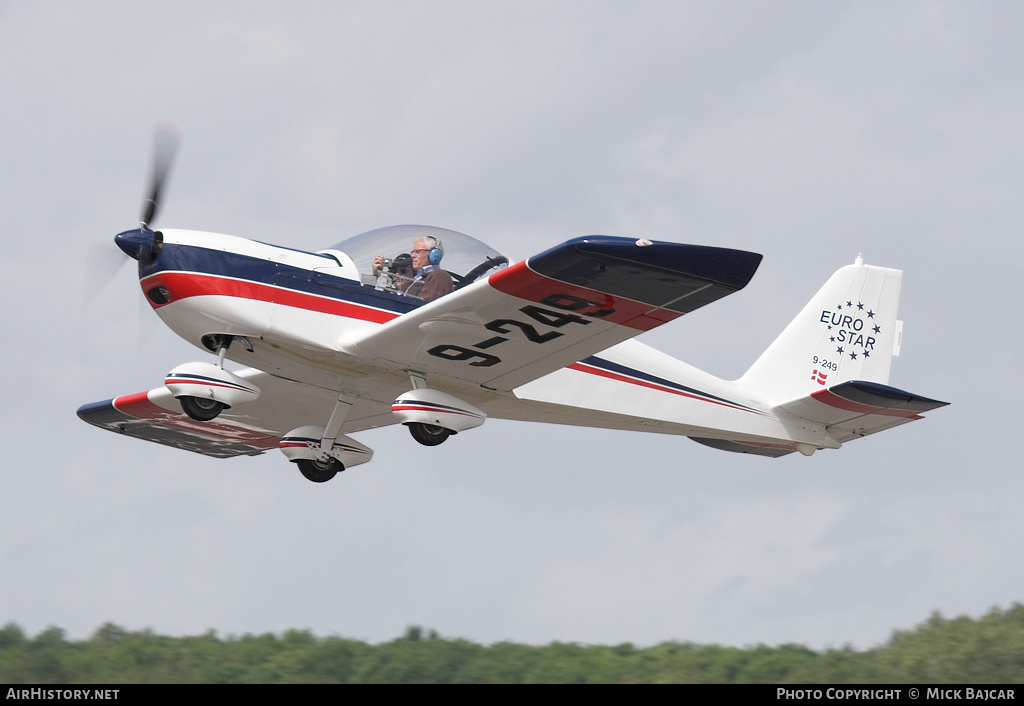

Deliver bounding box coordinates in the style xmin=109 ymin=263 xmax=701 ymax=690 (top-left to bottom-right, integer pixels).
xmin=776 ymin=380 xmax=949 ymax=444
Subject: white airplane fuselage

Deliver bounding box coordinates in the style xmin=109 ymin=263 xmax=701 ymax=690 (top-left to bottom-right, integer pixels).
xmin=137 ymin=228 xmax=820 ymax=454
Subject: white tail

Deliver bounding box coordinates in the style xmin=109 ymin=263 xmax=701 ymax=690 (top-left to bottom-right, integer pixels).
xmin=739 ymin=255 xmax=904 ymax=404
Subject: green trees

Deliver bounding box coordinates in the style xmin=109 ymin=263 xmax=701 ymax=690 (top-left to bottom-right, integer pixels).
xmin=881 ymin=606 xmax=1024 ymax=683
xmin=1 ymin=607 xmax=1023 ymax=683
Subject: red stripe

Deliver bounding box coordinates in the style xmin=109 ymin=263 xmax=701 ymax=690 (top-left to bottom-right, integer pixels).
xmin=567 ymin=362 xmax=751 ymax=412
xmin=141 ymin=272 xmax=399 ymax=324
xmin=810 ymin=389 xmax=923 ymax=419
xmin=488 ymin=262 xmax=681 ymax=331
xmin=112 ymin=391 xmax=165 ymax=416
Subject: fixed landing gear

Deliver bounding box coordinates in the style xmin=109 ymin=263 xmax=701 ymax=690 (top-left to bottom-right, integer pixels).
xmin=180 ymin=396 xmax=225 ymax=421
xmin=167 ymin=336 xmax=260 ymax=422
xmin=407 ymin=422 xmax=452 ymax=447
xmin=296 ymin=457 xmax=344 ymax=483
xmin=279 ymin=398 xmax=373 ymax=483
xmin=392 ymin=385 xmax=482 ymax=447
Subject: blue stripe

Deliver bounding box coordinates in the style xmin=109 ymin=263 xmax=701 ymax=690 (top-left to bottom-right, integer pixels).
xmin=394 ymin=400 xmax=484 ymax=417
xmin=281 ymin=436 xmax=369 ymax=454
xmin=141 ymin=243 xmax=422 ymax=316
xmin=581 ymin=355 xmax=760 ymax=413
xmin=165 ymin=373 xmax=257 ymax=393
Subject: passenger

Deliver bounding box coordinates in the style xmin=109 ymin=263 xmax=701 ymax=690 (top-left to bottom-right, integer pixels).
xmin=370 ymin=252 xmax=414 ymax=292
xmin=390 ymin=253 xmax=415 ymax=292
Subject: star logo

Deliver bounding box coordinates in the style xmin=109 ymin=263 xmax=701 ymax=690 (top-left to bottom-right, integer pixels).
xmin=817 ymin=303 xmax=882 ymax=362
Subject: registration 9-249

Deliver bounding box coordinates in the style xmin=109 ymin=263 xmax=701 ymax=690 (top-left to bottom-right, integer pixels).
xmin=812 ymin=357 xmax=838 ymax=371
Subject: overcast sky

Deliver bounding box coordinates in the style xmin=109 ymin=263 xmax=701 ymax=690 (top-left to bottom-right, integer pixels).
xmin=2 ymin=1 xmax=1022 ymax=650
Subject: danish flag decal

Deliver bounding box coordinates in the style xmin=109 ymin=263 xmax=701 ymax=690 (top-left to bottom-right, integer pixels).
xmin=812 ymin=369 xmax=828 ymax=386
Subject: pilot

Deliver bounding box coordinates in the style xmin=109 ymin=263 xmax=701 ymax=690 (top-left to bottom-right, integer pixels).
xmin=374 ymin=236 xmax=454 ymax=303
xmin=407 ymin=236 xmax=454 ymax=302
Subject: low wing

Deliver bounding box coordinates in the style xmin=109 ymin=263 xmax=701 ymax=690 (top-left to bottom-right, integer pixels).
xmin=343 ymin=236 xmax=762 ymax=391
xmin=776 ymin=380 xmax=950 ymax=443
xmin=77 ymin=370 xmax=395 ymax=459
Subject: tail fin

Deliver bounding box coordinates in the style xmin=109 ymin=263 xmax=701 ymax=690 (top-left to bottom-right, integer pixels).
xmin=739 ymin=255 xmax=904 ymax=404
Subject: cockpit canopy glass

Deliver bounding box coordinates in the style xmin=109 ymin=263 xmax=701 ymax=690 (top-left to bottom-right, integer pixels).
xmin=327 ymin=225 xmax=511 ymax=291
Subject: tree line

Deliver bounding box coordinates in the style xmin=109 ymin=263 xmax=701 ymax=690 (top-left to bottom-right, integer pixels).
xmin=2 ymin=605 xmax=1022 ymax=683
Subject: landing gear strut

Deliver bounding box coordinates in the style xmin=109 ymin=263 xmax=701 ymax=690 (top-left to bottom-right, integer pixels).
xmin=407 ymin=422 xmax=452 ymax=447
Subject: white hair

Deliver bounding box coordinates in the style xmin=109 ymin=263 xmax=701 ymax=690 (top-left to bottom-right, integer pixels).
xmin=416 ymin=235 xmax=443 ymax=254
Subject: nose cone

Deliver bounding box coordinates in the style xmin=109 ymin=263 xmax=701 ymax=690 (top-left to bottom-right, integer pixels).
xmin=115 ymin=228 xmax=161 ymax=263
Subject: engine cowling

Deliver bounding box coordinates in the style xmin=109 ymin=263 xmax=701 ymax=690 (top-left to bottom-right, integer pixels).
xmin=164 ymin=362 xmax=260 ymax=408
xmin=391 ymin=389 xmax=486 ymax=433
xmin=279 ymin=425 xmax=374 ymax=468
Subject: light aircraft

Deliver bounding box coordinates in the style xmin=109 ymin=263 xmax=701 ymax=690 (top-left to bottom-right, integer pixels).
xmin=78 ymin=127 xmax=948 ymax=482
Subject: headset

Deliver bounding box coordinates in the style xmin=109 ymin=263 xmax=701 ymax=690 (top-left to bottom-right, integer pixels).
xmin=422 ymin=236 xmax=443 ymax=265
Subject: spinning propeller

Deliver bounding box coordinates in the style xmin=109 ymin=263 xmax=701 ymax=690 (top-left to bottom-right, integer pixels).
xmin=140 ymin=124 xmax=181 ymax=230
xmin=114 ymin=124 xmax=181 ymax=263
xmin=84 ymin=125 xmax=181 ymax=308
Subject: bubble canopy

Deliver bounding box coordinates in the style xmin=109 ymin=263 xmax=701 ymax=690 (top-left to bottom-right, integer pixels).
xmin=326 ymin=225 xmax=511 ymax=288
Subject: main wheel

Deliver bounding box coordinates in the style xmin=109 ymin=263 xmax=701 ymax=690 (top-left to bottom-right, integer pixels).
xmin=296 ymin=458 xmax=343 ymax=483
xmin=407 ymin=422 xmax=452 ymax=447
xmin=180 ymin=396 xmax=226 ymax=421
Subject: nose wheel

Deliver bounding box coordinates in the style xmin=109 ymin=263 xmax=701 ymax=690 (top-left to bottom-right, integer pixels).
xmin=296 ymin=458 xmax=344 ymax=483
xmin=407 ymin=422 xmax=452 ymax=447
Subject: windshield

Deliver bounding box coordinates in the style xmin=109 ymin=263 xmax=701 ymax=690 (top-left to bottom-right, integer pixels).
xmin=326 ymin=225 xmax=511 ymax=289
